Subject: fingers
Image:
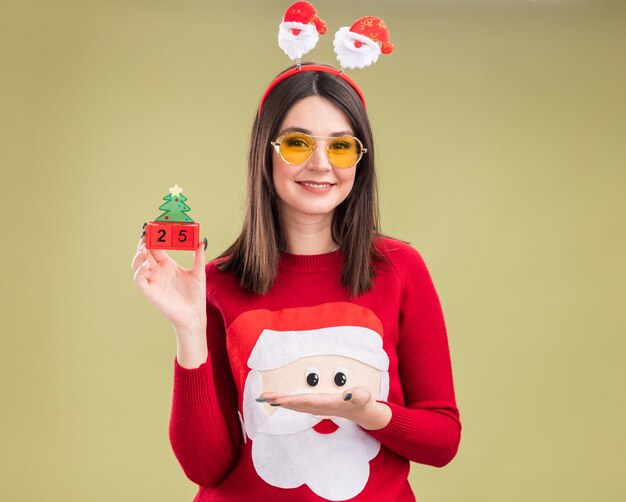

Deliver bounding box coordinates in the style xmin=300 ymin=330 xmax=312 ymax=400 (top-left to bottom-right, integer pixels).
xmin=258 ymin=392 xmax=285 ymax=401
xmin=258 ymin=391 xmax=343 ymax=410
xmin=147 ymin=247 xmax=169 ymax=265
xmin=132 ymin=223 xmax=160 ymax=288
xmin=131 ymin=239 xmax=159 ymax=271
xmin=133 ymin=244 xmax=155 ymax=294
xmin=131 ymin=242 xmax=147 ymax=272
xmin=133 ymin=255 xmax=151 ymax=289
xmin=132 ymin=223 xmax=148 ymax=270
xmin=192 ymin=239 xmax=207 ymax=277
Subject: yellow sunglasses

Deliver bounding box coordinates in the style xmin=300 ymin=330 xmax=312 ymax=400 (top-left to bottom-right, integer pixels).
xmin=271 ymin=132 xmax=367 ymax=169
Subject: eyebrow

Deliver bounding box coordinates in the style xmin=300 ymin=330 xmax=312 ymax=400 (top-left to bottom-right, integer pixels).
xmin=277 ymin=126 xmax=354 ymax=137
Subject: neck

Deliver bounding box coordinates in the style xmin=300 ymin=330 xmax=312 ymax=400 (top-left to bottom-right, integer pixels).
xmin=280 ymin=210 xmax=338 ymax=255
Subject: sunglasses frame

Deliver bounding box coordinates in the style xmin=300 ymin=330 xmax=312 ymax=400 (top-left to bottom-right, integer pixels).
xmin=271 ymin=132 xmax=368 ymax=169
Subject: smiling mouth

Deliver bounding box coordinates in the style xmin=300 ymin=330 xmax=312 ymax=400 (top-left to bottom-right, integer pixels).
xmin=297 ymin=182 xmax=335 ymax=189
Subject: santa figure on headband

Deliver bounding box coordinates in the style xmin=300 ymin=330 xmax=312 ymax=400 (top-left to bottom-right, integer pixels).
xmin=229 ymin=303 xmax=390 ymax=501
xmin=277 ymin=2 xmax=394 ymax=72
xmin=278 ymin=1 xmax=327 ymax=60
xmin=333 ymin=16 xmax=395 ymax=69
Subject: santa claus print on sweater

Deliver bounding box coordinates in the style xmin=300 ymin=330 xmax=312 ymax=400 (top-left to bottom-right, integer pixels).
xmin=226 ymin=302 xmax=390 ymax=501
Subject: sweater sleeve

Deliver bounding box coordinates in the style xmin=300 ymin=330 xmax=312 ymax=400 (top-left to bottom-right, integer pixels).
xmin=365 ymin=244 xmax=462 ymax=467
xmin=169 ymin=289 xmax=242 ymax=486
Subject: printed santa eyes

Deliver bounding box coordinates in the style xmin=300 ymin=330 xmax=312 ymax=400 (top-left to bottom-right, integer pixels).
xmin=334 ymin=368 xmax=348 ymax=387
xmin=305 ymin=368 xmax=320 ymax=387
xmin=304 ymin=367 xmax=348 ymax=387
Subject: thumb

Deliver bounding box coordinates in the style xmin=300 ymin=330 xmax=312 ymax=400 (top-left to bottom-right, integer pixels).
xmin=192 ymin=237 xmax=207 ymax=276
xmin=342 ymin=386 xmax=372 ymax=407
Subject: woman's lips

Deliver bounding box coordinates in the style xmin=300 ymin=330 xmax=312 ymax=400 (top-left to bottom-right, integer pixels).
xmin=296 ymin=181 xmax=336 ymax=193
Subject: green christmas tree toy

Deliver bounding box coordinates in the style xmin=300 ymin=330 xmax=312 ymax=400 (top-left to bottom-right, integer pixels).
xmin=145 ymin=184 xmax=200 ymax=251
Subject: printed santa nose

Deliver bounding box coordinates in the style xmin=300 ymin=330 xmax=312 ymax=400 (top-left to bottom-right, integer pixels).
xmin=291 ymin=28 xmax=301 ymax=36
xmin=313 ymin=419 xmax=339 ymax=434
xmin=353 ymin=40 xmax=363 ymax=48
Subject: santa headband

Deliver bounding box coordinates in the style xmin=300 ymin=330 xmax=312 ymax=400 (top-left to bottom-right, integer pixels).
xmin=258 ymin=1 xmax=394 ymax=115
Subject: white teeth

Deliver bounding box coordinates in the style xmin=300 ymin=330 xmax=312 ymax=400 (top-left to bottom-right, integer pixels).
xmin=300 ymin=182 xmax=332 ymax=188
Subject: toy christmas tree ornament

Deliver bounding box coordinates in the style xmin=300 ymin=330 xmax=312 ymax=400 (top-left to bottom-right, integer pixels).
xmin=145 ymin=184 xmax=201 ymax=251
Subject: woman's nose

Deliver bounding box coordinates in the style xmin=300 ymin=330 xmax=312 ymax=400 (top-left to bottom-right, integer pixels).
xmin=306 ymin=144 xmax=332 ymax=172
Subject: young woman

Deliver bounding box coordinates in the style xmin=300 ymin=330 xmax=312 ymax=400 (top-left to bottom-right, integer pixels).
xmin=131 ymin=63 xmax=461 ymax=501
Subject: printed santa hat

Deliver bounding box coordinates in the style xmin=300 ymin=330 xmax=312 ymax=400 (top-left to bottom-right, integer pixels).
xmin=249 ymin=325 xmax=389 ymax=371
xmin=333 ymin=16 xmax=395 ymax=70
xmin=278 ymin=1 xmax=327 ymax=60
xmin=226 ymin=303 xmax=389 ymax=392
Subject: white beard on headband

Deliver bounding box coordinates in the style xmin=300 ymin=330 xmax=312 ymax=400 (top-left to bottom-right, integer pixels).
xmin=243 ymin=368 xmax=382 ymax=501
xmin=333 ymin=27 xmax=382 ymax=70
xmin=278 ymin=22 xmax=320 ymax=60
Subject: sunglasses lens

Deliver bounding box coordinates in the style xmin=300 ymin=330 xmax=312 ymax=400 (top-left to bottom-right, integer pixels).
xmin=276 ymin=133 xmax=363 ymax=168
xmin=328 ymin=136 xmax=361 ymax=168
xmin=279 ymin=133 xmax=314 ymax=164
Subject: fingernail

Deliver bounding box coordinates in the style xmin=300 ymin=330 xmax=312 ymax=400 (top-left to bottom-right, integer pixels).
xmin=203 ymin=237 xmax=207 ymax=251
xmin=142 ymin=222 xmax=147 ymax=229
xmin=269 ymin=403 xmax=281 ymax=407
xmin=255 ymin=398 xmax=267 ymax=403
xmin=141 ymin=230 xmax=145 ymax=238
xmin=343 ymin=393 xmax=352 ymax=401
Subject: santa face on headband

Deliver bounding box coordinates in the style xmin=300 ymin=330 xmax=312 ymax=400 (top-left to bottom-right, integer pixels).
xmin=333 ymin=17 xmax=395 ymax=70
xmin=229 ymin=303 xmax=390 ymax=500
xmin=333 ymin=27 xmax=381 ymax=70
xmin=278 ymin=2 xmax=328 ymax=60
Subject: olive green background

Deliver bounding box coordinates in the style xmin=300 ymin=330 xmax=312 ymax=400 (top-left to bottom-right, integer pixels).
xmin=1 ymin=0 xmax=624 ymax=500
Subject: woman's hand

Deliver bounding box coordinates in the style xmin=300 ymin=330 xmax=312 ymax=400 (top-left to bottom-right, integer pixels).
xmin=258 ymin=386 xmax=392 ymax=430
xmin=131 ymin=224 xmax=207 ymax=334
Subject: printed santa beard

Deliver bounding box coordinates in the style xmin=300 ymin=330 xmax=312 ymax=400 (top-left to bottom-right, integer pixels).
xmin=333 ymin=27 xmax=382 ymax=69
xmin=229 ymin=308 xmax=391 ymax=499
xmin=243 ymin=368 xmax=387 ymax=501
xmin=278 ymin=22 xmax=320 ymax=60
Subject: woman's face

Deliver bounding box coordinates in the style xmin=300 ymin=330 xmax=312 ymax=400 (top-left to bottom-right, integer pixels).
xmin=272 ymin=95 xmax=357 ymax=224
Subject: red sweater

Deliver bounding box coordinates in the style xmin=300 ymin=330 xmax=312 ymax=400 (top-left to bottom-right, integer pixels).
xmin=169 ymin=237 xmax=461 ymax=501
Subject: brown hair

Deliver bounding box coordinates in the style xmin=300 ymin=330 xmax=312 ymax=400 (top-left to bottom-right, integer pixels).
xmin=217 ymin=63 xmax=386 ymax=296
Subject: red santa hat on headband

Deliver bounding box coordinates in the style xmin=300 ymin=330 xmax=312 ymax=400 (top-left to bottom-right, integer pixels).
xmin=333 ymin=16 xmax=395 ymax=70
xmin=278 ymin=1 xmax=327 ymax=61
